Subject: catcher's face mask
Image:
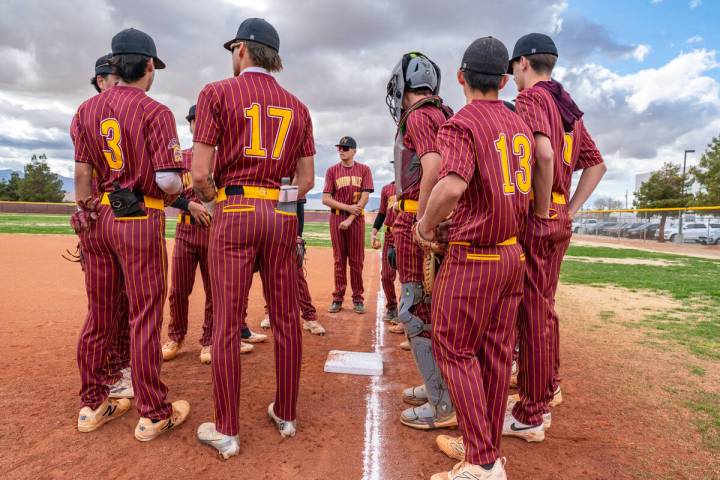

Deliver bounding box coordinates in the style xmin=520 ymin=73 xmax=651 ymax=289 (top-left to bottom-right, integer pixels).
xmin=385 ymin=52 xmax=442 ymax=124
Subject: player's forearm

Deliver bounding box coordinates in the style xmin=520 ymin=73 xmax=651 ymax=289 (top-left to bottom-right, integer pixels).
xmin=569 ymin=163 xmax=607 ymax=217
xmin=358 ymin=192 xmax=370 ymax=209
xmin=191 ymin=142 xmax=216 ymax=203
xmin=295 ymin=156 xmax=315 ymax=199
xmin=74 ymin=162 xmax=93 ymax=202
xmin=322 ymin=194 xmax=349 ymax=211
xmin=417 ymin=152 xmax=441 ymax=218
xmin=418 ymin=174 xmax=465 ymax=236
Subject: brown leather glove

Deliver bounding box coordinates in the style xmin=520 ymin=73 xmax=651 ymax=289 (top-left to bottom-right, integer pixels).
xmin=70 ymin=197 xmax=100 ymax=235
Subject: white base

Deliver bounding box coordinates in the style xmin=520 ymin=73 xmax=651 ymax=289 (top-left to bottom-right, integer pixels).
xmin=324 ymin=350 xmax=383 ymax=376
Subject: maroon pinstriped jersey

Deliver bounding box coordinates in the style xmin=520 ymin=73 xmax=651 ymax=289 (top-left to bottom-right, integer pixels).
xmin=400 ymin=104 xmax=447 ymax=200
xmin=193 ymin=72 xmax=315 ymax=189
xmin=379 ymin=182 xmax=397 ymax=227
xmin=323 ymin=161 xmax=374 ymax=205
xmin=437 ymin=100 xmax=535 ymax=246
xmin=179 ymin=148 xmax=200 ymax=203
xmin=515 ymin=85 xmax=603 ymax=197
xmin=71 ymin=85 xmax=183 ymax=199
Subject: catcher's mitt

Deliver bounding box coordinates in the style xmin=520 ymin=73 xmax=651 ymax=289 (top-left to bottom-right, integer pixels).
xmin=296 ymin=236 xmax=306 ymax=269
xmin=422 ymin=251 xmax=441 ymax=293
xmin=371 ymin=237 xmax=381 ymax=250
xmin=412 ymin=221 xmax=451 ymax=293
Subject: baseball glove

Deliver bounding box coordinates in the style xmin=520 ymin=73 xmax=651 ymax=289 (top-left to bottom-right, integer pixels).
xmin=70 ymin=197 xmax=100 ymax=234
xmin=371 ymin=237 xmax=382 ymax=250
xmin=296 ymin=236 xmax=306 ymax=269
xmin=412 ymin=221 xmax=451 ymax=293
xmin=62 ymin=242 xmax=85 ymax=271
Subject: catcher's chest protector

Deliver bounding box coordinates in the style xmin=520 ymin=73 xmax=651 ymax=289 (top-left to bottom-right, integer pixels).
xmin=393 ymin=96 xmax=452 ymax=197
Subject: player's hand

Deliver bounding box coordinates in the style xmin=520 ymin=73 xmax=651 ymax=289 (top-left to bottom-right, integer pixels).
xmin=339 ymin=218 xmax=353 ymax=230
xmin=533 ymin=206 xmax=551 ymax=219
xmin=347 ymin=204 xmax=362 ymax=216
xmin=413 ymin=221 xmax=446 ymax=255
xmin=70 ymin=197 xmax=100 ymax=235
xmin=371 ymin=235 xmax=381 ymax=250
xmin=189 ymin=201 xmax=211 ymax=226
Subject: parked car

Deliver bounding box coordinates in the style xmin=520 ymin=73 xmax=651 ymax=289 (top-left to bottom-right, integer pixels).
xmin=597 ymin=222 xmax=620 ymax=236
xmin=601 ymin=223 xmax=626 ymax=236
xmin=698 ymin=223 xmax=720 ymax=245
xmin=664 ymin=222 xmax=711 ymax=243
xmin=620 ymin=222 xmax=646 ymax=237
xmin=572 ymin=218 xmax=598 ymax=234
xmin=585 ymin=221 xmax=613 ymax=235
xmin=626 ymin=223 xmax=659 ymax=239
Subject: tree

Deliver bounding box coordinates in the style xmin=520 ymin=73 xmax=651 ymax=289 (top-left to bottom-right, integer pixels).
xmin=691 ymin=135 xmax=720 ymax=206
xmin=0 ymin=171 xmax=21 ymax=201
xmin=634 ymin=162 xmax=692 ymax=242
xmin=16 ymin=154 xmax=65 ymax=202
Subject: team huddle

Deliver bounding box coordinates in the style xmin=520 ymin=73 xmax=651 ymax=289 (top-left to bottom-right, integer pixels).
xmin=69 ymin=17 xmax=605 ymax=480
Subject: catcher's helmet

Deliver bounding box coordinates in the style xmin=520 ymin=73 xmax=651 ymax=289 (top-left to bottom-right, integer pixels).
xmin=386 ymin=52 xmax=441 ymax=124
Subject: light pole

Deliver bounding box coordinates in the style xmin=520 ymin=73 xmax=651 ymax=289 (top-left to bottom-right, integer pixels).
xmin=678 ymin=149 xmax=695 ymax=243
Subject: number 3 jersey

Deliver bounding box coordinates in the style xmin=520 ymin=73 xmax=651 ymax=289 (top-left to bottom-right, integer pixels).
xmin=437 ymin=99 xmax=535 ymax=246
xmin=70 ymin=85 xmax=184 ymax=199
xmin=193 ymin=71 xmax=315 ymax=189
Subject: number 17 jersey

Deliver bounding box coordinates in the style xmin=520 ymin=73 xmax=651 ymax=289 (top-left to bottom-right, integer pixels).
xmin=193 ymin=71 xmax=316 ymax=189
xmin=437 ymin=99 xmax=535 ymax=246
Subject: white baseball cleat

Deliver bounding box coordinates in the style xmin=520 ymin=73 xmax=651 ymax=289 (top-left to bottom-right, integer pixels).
xmin=402 ymin=384 xmax=428 ymax=406
xmin=431 ymin=458 xmax=507 ymax=480
xmin=303 ymin=320 xmax=326 ymax=336
xmin=267 ymin=402 xmax=297 ymax=438
xmin=199 ymin=346 xmax=212 ymax=364
xmin=197 ymin=422 xmax=240 ymax=459
xmin=108 ymin=375 xmax=134 ymax=399
xmin=77 ymin=398 xmax=131 ymax=433
xmin=260 ymin=316 xmax=271 ymax=329
xmin=549 ymin=386 xmax=563 ymax=407
xmin=502 ymin=412 xmax=545 ymax=442
xmin=436 ymin=434 xmax=465 ymax=461
xmin=244 ymin=329 xmax=268 ymax=343
xmin=240 ymin=342 xmax=254 ymax=354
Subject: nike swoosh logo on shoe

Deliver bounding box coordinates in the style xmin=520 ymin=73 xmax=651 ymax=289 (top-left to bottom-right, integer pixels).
xmin=510 ymin=422 xmax=537 ymax=431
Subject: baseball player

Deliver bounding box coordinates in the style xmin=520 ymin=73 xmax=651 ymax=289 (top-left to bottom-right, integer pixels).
xmin=371 ymin=180 xmax=399 ymax=322
xmin=418 ymin=36 xmax=532 ymax=480
xmin=503 ymin=33 xmax=606 ymax=442
xmin=322 ymin=136 xmax=373 ymax=314
xmin=73 ymin=53 xmax=135 ymax=400
xmin=385 ymin=52 xmax=456 ymax=429
xmin=191 ymin=18 xmax=315 ymax=459
xmin=258 ymin=197 xmax=326 ymax=335
xmin=71 ymin=28 xmax=190 ymax=440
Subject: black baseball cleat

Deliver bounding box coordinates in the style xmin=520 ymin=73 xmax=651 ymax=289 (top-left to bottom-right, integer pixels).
xmin=353 ymin=302 xmax=366 ymax=314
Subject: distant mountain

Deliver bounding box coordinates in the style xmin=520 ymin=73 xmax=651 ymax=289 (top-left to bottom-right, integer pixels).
xmin=305 ymin=191 xmax=380 ymax=211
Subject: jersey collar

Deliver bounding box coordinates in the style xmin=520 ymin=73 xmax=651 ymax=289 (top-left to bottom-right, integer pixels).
xmin=241 ymin=66 xmax=270 ymax=76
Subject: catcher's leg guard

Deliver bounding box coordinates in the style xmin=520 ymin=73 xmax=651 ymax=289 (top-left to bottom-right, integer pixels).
xmin=398 ymin=283 xmax=453 ymax=415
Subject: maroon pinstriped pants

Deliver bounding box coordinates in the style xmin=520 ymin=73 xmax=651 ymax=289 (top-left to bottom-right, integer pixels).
xmin=261 ymin=261 xmax=318 ymax=322
xmin=210 ymin=196 xmax=301 ymax=436
xmin=168 ymin=223 xmax=213 ymax=346
xmin=433 ymin=243 xmax=525 ymax=465
xmin=77 ymin=207 xmax=173 ymax=420
xmin=543 ymin=206 xmax=572 ymax=394
xmin=513 ymin=208 xmax=563 ymax=425
xmin=393 ymin=211 xmax=431 ymax=335
xmin=380 ymin=229 xmax=398 ymax=310
xmin=329 ymin=213 xmax=365 ymax=303
xmin=99 ymin=291 xmax=130 ymax=384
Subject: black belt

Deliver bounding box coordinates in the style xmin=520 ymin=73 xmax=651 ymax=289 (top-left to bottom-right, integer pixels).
xmin=225 ymin=185 xmax=245 ymax=196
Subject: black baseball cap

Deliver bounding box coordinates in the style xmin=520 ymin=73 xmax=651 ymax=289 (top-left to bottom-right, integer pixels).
xmin=508 ymin=33 xmax=558 ymax=73
xmin=335 ymin=136 xmax=357 ymax=149
xmin=111 ymin=28 xmax=166 ymax=69
xmin=460 ymin=36 xmax=509 ymax=76
xmin=94 ymin=54 xmax=113 ymax=76
xmin=186 ymin=104 xmax=196 ymax=122
xmin=224 ymin=18 xmax=280 ymax=52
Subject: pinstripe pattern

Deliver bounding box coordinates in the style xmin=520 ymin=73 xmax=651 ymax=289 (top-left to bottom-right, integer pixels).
xmin=433 ymin=100 xmax=532 ymax=463
xmin=77 ymin=208 xmax=172 ymax=420
xmin=379 ymin=183 xmax=398 ymax=310
xmin=100 ymin=291 xmax=130 ymax=384
xmin=168 ymin=223 xmax=213 ymax=346
xmin=210 ymin=197 xmax=301 ymax=435
xmin=296 ymin=263 xmax=317 ymax=321
xmin=71 ymin=84 xmax=183 ymax=420
xmin=323 ymin=162 xmax=373 ymax=304
xmin=194 ymin=70 xmax=313 ymax=436
xmin=514 ymin=85 xmax=604 ymax=419
xmin=399 ymin=105 xmax=447 ymax=200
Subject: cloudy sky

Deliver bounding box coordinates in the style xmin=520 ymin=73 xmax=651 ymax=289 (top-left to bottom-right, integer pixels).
xmin=1 ymin=0 xmax=718 ymax=203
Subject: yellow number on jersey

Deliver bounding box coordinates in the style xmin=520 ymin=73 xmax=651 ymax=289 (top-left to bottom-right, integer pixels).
xmin=244 ymin=104 xmax=294 ymax=159
xmin=100 ymin=118 xmax=123 ymax=171
xmin=512 ymin=134 xmax=532 ymax=194
xmin=495 ymin=133 xmax=532 ymax=195
xmin=562 ymin=132 xmax=573 ymax=165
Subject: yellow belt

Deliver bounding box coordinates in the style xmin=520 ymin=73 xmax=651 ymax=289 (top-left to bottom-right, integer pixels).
xmin=449 ymin=236 xmax=517 ymax=247
xmin=216 ymin=186 xmax=280 ymax=202
xmin=100 ymin=192 xmax=164 ymax=211
xmin=530 ymin=191 xmax=566 ymax=205
xmin=399 ymin=199 xmax=418 ymax=213
xmin=178 ymin=213 xmax=193 ymax=224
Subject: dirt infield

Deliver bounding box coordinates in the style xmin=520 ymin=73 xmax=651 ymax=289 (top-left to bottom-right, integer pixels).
xmin=1 ymin=234 xmax=718 ymax=479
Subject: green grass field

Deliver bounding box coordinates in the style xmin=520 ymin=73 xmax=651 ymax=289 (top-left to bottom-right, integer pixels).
xmin=0 ymin=213 xmax=377 ymax=246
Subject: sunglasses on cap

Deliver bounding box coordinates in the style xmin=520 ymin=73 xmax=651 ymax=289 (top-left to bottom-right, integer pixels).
xmin=337 ymin=146 xmax=351 ymax=152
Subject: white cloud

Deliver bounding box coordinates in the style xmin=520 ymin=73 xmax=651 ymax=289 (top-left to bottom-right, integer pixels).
xmin=651 ymin=0 xmax=663 ymax=4
xmin=687 ymin=35 xmax=703 ymax=44
xmin=629 ymin=44 xmax=651 ymax=62
xmin=689 ymin=0 xmax=701 ymax=8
